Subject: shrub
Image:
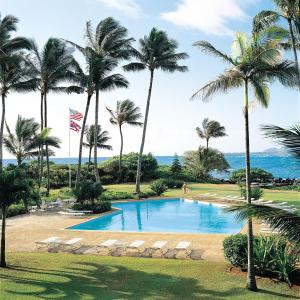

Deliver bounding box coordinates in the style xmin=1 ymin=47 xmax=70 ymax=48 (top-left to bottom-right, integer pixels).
xmin=230 ymin=168 xmax=273 ymax=183
xmin=223 ymin=234 xmax=248 ymax=268
xmin=240 ymin=187 xmax=264 ymax=200
xmin=170 ymin=153 xmax=182 ymax=176
xmin=100 ymin=191 xmax=134 ymax=201
xmin=150 ymin=179 xmax=168 ymax=196
xmin=72 ymin=201 xmax=111 ymax=214
xmin=161 ymin=178 xmax=184 ymax=189
xmin=73 ymin=180 xmax=103 ymax=203
xmin=4 ymin=204 xmax=27 ymax=218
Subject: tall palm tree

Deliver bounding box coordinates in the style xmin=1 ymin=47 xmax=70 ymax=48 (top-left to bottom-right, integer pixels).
xmin=106 ymin=99 xmax=143 ymax=178
xmin=196 ymin=118 xmax=227 ymax=149
xmin=191 ymin=32 xmax=298 ymax=291
xmin=0 ymin=14 xmax=32 ymax=171
xmin=253 ymin=0 xmax=299 ymax=78
xmin=83 ymin=124 xmax=112 ymax=171
xmin=123 ymin=28 xmax=188 ymax=193
xmin=67 ymin=17 xmax=133 ymax=184
xmin=4 ymin=115 xmax=60 ymax=166
xmin=26 ymin=38 xmax=78 ymax=195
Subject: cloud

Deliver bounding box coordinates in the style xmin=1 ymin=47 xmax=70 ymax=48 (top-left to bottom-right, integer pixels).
xmin=97 ymin=0 xmax=143 ymax=19
xmin=161 ymin=0 xmax=252 ymax=36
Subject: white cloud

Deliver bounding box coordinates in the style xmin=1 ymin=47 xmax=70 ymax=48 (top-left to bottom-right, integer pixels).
xmin=97 ymin=0 xmax=143 ymax=19
xmin=161 ymin=0 xmax=252 ymax=36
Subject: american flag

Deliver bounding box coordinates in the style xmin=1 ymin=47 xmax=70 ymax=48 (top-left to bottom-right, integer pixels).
xmin=69 ymin=108 xmax=83 ymax=121
xmin=70 ymin=120 xmax=81 ymax=132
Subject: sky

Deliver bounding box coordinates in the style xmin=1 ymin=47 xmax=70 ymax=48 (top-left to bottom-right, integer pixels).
xmin=0 ymin=0 xmax=299 ymax=159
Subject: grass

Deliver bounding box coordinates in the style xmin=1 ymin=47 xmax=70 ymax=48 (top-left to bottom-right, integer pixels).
xmin=0 ymin=253 xmax=299 ymax=300
xmin=102 ymin=182 xmax=300 ymax=210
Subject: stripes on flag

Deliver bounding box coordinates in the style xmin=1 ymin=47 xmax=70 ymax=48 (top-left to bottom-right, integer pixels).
xmin=70 ymin=120 xmax=81 ymax=132
xmin=69 ymin=108 xmax=83 ymax=121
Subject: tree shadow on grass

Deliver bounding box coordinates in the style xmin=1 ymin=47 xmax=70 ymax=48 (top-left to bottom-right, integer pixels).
xmin=0 ymin=260 xmax=298 ymax=300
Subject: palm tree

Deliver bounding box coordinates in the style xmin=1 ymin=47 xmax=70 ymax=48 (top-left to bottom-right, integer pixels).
xmin=83 ymin=125 xmax=112 ymax=171
xmin=4 ymin=115 xmax=60 ymax=166
xmin=191 ymin=32 xmax=298 ymax=291
xmin=106 ymin=99 xmax=143 ymax=179
xmin=253 ymin=0 xmax=299 ymax=78
xmin=0 ymin=14 xmax=32 ymax=171
xmin=123 ymin=28 xmax=188 ymax=193
xmin=196 ymin=118 xmax=227 ymax=149
xmin=26 ymin=38 xmax=78 ymax=195
xmin=67 ymin=17 xmax=133 ymax=184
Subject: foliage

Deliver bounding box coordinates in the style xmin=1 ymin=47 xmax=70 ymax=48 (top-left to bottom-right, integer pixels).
xmin=154 ymin=165 xmax=198 ymax=182
xmin=240 ymin=187 xmax=264 ymax=200
xmin=170 ymin=153 xmax=182 ymax=176
xmin=230 ymin=168 xmax=274 ymax=183
xmin=160 ymin=178 xmax=184 ymax=189
xmin=73 ymin=180 xmax=103 ymax=203
xmin=150 ymin=179 xmax=168 ymax=196
xmin=4 ymin=204 xmax=27 ymax=218
xmin=224 ymin=234 xmax=300 ymax=286
xmin=72 ymin=201 xmax=111 ymax=214
xmin=183 ymin=146 xmax=229 ymax=180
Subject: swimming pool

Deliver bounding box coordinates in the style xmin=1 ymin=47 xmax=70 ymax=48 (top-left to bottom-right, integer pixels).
xmin=68 ymin=198 xmax=244 ymax=234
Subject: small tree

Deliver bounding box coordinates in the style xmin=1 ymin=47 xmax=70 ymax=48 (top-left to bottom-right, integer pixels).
xmin=170 ymin=153 xmax=182 ymax=176
xmin=0 ymin=167 xmax=35 ymax=267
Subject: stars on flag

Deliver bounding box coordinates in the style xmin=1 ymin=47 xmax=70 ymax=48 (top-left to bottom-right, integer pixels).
xmin=69 ymin=108 xmax=82 ymax=132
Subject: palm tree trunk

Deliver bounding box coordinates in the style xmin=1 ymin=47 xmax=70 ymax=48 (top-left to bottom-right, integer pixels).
xmin=244 ymin=79 xmax=257 ymax=291
xmin=38 ymin=93 xmax=44 ymax=190
xmin=119 ymin=124 xmax=124 ymax=181
xmin=75 ymin=94 xmax=92 ymax=186
xmin=287 ymin=18 xmax=299 ymax=82
xmin=0 ymin=94 xmax=5 ymax=172
xmin=44 ymin=92 xmax=50 ymax=196
xmin=94 ymin=89 xmax=100 ymax=182
xmin=87 ymin=146 xmax=92 ymax=172
xmin=135 ymin=70 xmax=154 ymax=193
xmin=206 ymin=138 xmax=209 ymax=149
xmin=0 ymin=207 xmax=6 ymax=267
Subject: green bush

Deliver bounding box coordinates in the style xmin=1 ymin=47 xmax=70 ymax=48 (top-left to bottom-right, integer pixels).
xmin=150 ymin=179 xmax=168 ymax=196
xmin=5 ymin=204 xmax=27 ymax=218
xmin=223 ymin=234 xmax=248 ymax=268
xmin=230 ymin=168 xmax=273 ymax=183
xmin=72 ymin=201 xmax=111 ymax=214
xmin=100 ymin=191 xmax=134 ymax=201
xmin=73 ymin=180 xmax=103 ymax=203
xmin=240 ymin=187 xmax=264 ymax=200
xmin=161 ymin=178 xmax=184 ymax=189
xmin=223 ymin=234 xmax=300 ymax=286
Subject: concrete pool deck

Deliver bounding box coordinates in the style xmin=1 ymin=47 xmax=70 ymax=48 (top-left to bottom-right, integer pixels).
xmin=5 ymin=209 xmax=260 ymax=261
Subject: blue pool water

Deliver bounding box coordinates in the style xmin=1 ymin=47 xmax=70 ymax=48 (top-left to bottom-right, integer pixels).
xmin=68 ymin=198 xmax=244 ymax=234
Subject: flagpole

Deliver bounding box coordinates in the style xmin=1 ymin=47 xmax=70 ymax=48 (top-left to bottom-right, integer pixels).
xmin=68 ymin=109 xmax=72 ymax=189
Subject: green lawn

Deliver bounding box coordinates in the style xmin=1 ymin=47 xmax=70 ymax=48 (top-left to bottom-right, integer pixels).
xmin=103 ymin=182 xmax=300 ymax=210
xmin=0 ymin=253 xmax=299 ymax=300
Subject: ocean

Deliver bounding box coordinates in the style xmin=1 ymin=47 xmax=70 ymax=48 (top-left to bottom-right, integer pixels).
xmin=3 ymin=153 xmax=300 ymax=179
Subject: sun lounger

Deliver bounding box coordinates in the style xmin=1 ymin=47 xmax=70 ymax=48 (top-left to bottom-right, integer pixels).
xmin=35 ymin=236 xmax=61 ymax=249
xmin=150 ymin=241 xmax=168 ymax=257
xmin=126 ymin=240 xmax=145 ymax=256
xmin=174 ymin=241 xmax=191 ymax=259
xmin=59 ymin=238 xmax=82 ymax=252
xmin=97 ymin=239 xmax=120 ymax=254
xmin=58 ymin=211 xmax=85 ymax=216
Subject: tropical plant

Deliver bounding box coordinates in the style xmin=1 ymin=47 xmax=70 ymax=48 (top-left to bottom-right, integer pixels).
xmin=26 ymin=38 xmax=78 ymax=195
xmin=68 ymin=18 xmax=133 ymax=183
xmin=150 ymin=179 xmax=168 ymax=196
xmin=253 ymin=0 xmax=299 ymax=78
xmin=240 ymin=187 xmax=264 ymax=200
xmin=0 ymin=14 xmax=33 ymax=171
xmin=106 ymin=99 xmax=143 ymax=179
xmin=73 ymin=180 xmax=103 ymax=204
xmin=261 ymin=124 xmax=300 ymax=160
xmin=123 ymin=27 xmax=188 ymax=193
xmin=3 ymin=115 xmax=60 ymax=166
xmin=83 ymin=125 xmax=112 ymax=171
xmin=183 ymin=146 xmax=229 ymax=180
xmin=196 ymin=118 xmax=227 ymax=149
xmin=170 ymin=153 xmax=182 ymax=176
xmin=0 ymin=167 xmax=35 ymax=267
xmin=191 ymin=31 xmax=298 ymax=290
xmin=230 ymin=168 xmax=274 ymax=183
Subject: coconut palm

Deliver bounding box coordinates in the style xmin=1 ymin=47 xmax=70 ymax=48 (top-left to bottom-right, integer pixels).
xmin=26 ymin=38 xmax=78 ymax=195
xmin=0 ymin=14 xmax=32 ymax=171
xmin=83 ymin=124 xmax=112 ymax=171
xmin=4 ymin=115 xmax=60 ymax=166
xmin=196 ymin=118 xmax=227 ymax=149
xmin=106 ymin=99 xmax=143 ymax=179
xmin=191 ymin=32 xmax=298 ymax=291
xmin=253 ymin=0 xmax=299 ymax=78
xmin=123 ymin=27 xmax=188 ymax=193
xmin=67 ymin=17 xmax=133 ymax=184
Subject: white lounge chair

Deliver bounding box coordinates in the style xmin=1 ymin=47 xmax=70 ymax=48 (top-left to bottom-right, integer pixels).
xmin=174 ymin=241 xmax=191 ymax=259
xmin=59 ymin=238 xmax=82 ymax=252
xmin=35 ymin=236 xmax=61 ymax=249
xmin=150 ymin=241 xmax=167 ymax=257
xmin=126 ymin=240 xmax=145 ymax=256
xmin=58 ymin=211 xmax=85 ymax=216
xmin=97 ymin=239 xmax=119 ymax=254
